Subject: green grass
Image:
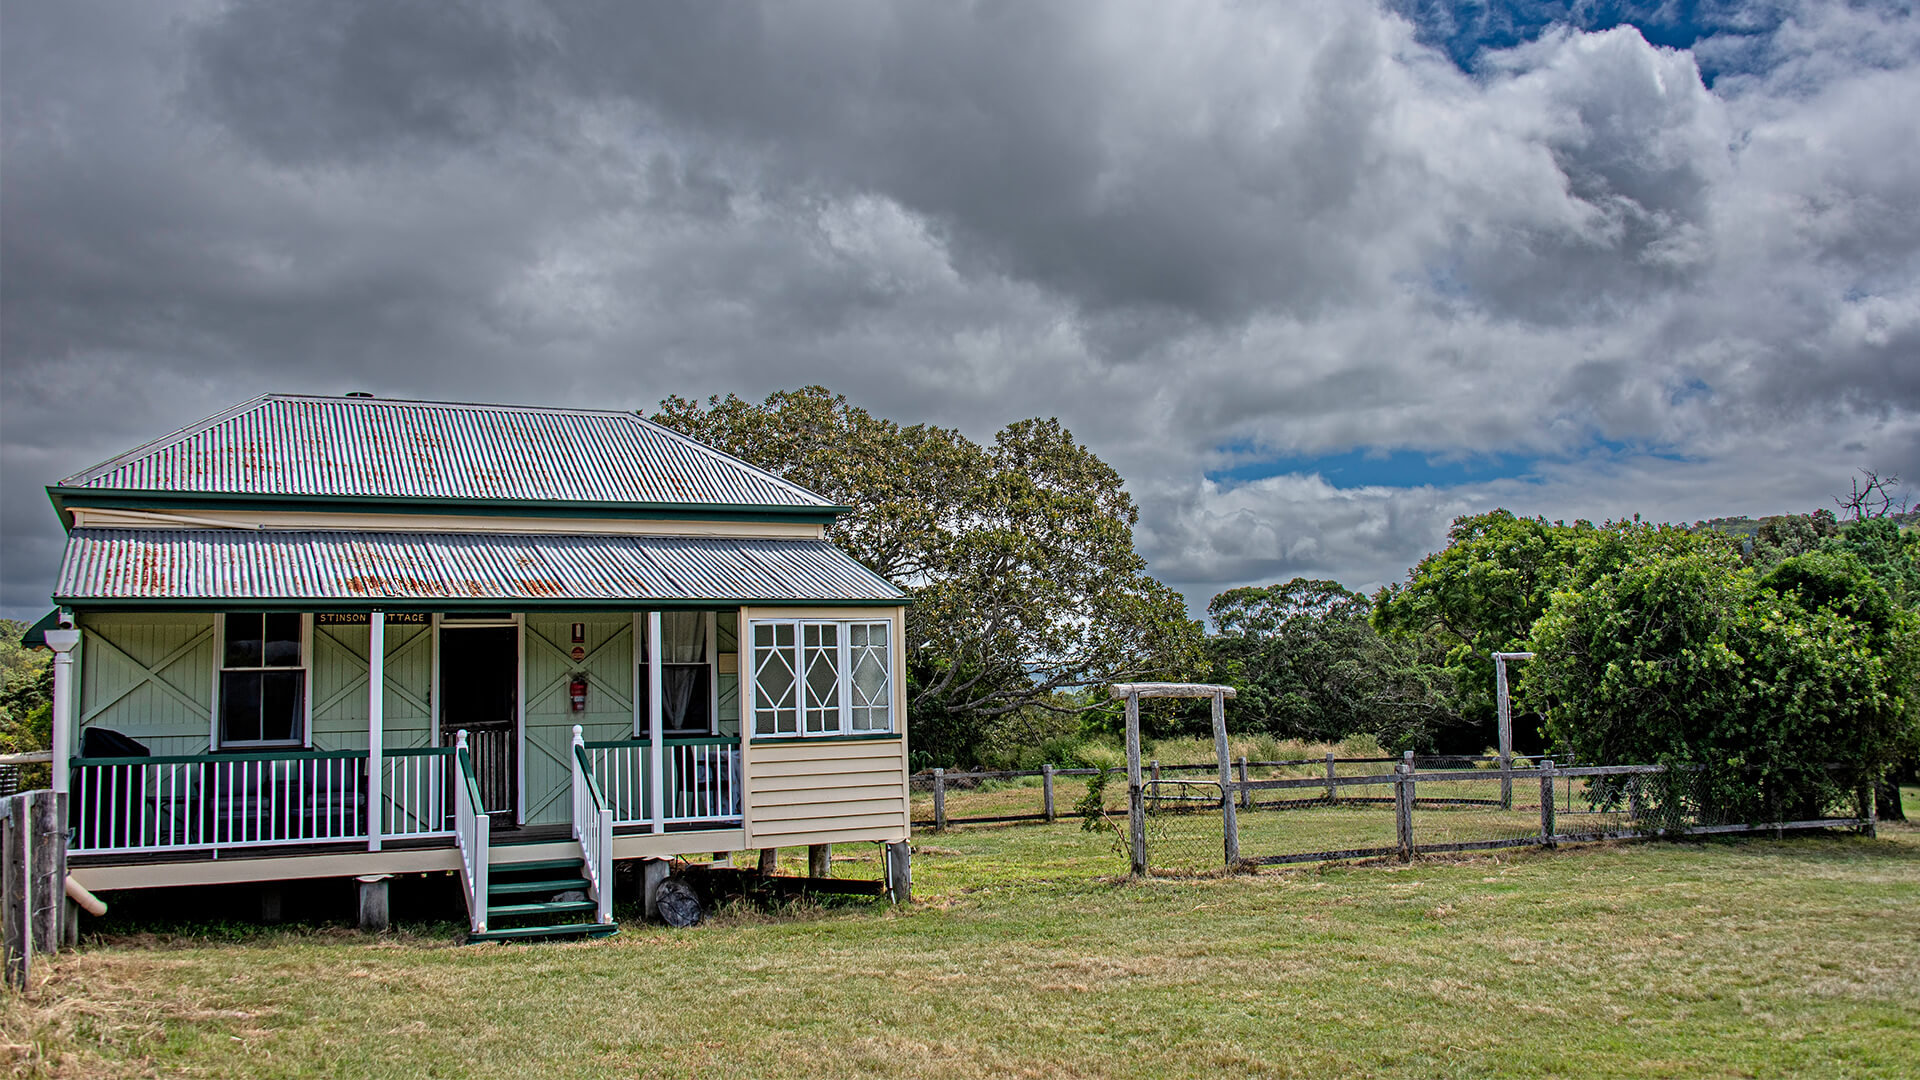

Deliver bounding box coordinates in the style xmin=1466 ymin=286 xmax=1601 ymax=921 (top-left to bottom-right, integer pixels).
xmin=6 ymin=793 xmax=1919 ymax=1078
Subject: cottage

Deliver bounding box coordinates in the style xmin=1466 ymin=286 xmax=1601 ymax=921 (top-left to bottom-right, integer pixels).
xmin=31 ymin=394 xmax=912 ymax=940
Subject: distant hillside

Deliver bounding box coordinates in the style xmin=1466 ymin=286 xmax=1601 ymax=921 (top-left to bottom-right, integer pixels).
xmin=1693 ymin=508 xmax=1917 ymax=539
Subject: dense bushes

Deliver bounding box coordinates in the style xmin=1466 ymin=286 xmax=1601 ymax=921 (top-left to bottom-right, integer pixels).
xmin=1527 ymin=547 xmax=1916 ymax=821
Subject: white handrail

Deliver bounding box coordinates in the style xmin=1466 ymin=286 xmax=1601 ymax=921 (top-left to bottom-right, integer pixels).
xmin=570 ymin=725 xmax=614 ymax=926
xmin=452 ymin=730 xmax=490 ymax=934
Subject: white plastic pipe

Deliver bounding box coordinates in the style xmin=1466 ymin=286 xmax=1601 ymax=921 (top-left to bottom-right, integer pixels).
xmin=65 ymin=875 xmax=107 ymax=917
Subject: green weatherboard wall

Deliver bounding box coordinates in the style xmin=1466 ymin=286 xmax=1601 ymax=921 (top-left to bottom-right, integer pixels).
xmin=523 ymin=614 xmax=634 ymax=825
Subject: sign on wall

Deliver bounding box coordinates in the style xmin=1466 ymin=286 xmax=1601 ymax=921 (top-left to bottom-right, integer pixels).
xmin=315 ymin=612 xmax=432 ymax=625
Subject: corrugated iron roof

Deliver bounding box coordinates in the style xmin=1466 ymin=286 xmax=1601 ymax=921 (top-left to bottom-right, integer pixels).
xmin=54 ymin=529 xmax=907 ymax=604
xmin=57 ymin=395 xmax=836 ymax=508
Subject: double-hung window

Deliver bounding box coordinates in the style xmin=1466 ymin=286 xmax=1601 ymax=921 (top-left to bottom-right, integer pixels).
xmin=218 ymin=613 xmax=307 ymax=748
xmin=750 ymin=619 xmax=892 ymax=737
xmin=637 ymin=612 xmax=715 ymax=735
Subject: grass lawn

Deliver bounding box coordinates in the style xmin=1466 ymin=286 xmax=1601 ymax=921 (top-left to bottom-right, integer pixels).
xmin=5 ymin=792 xmax=1918 ymax=1078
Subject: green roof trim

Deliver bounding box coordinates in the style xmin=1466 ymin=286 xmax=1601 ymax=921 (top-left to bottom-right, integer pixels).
xmin=48 ymin=487 xmax=849 ymax=530
xmin=19 ymin=609 xmax=62 ymax=649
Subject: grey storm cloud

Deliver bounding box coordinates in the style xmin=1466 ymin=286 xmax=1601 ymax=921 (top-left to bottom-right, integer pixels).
xmin=3 ymin=0 xmax=1918 ymax=620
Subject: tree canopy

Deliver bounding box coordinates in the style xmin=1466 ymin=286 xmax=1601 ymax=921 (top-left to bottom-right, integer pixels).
xmin=652 ymin=387 xmax=1202 ymax=765
xmin=1368 ymin=510 xmax=1734 ymax=749
xmin=1205 ymin=579 xmax=1454 ymax=749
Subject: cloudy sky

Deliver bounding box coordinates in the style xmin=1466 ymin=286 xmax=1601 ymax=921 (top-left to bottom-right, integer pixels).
xmin=3 ymin=0 xmax=1917 ymax=622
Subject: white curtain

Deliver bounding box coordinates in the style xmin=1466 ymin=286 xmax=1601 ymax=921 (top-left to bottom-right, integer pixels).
xmin=658 ymin=613 xmax=707 ymax=729
xmin=662 ymin=612 xmax=706 ymax=663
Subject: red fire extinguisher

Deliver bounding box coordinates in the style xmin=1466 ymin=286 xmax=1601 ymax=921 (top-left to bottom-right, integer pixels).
xmin=569 ymin=675 xmax=588 ymax=712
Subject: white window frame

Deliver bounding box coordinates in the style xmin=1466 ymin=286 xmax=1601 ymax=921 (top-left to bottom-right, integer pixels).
xmin=211 ymin=612 xmax=313 ymax=750
xmin=749 ymin=618 xmax=893 ymax=739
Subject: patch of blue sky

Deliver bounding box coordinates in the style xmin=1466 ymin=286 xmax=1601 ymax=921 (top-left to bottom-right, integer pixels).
xmin=1667 ymin=378 xmax=1713 ymax=406
xmin=1209 ymin=438 xmax=1693 ymax=490
xmin=1385 ymin=1 xmax=1789 ymax=85
xmin=1208 ymin=447 xmax=1539 ymax=489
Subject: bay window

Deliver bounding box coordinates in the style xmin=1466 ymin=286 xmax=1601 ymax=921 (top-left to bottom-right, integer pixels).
xmin=751 ymin=619 xmax=892 ymax=737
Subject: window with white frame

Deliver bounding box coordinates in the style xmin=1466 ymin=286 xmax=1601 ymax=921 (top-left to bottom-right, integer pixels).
xmin=751 ymin=619 xmax=891 ymax=737
xmin=637 ymin=611 xmax=715 ymax=735
xmin=218 ymin=613 xmax=307 ymax=747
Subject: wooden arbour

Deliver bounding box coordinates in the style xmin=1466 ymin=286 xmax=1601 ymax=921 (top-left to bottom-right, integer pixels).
xmin=1108 ymin=683 xmax=1238 ymax=875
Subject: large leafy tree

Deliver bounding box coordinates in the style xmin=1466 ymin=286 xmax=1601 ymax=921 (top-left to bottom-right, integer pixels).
xmin=652 ymin=388 xmax=1202 ymax=765
xmin=1207 ymin=579 xmax=1455 ymax=749
xmin=1370 ymin=511 xmax=1596 ymax=728
xmin=0 ymin=621 xmax=51 ymax=788
xmin=1372 ymin=510 xmax=1734 ymax=748
xmin=1526 ymin=548 xmax=1917 ymax=822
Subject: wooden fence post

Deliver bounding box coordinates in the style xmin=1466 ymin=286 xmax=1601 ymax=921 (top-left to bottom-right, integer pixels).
xmin=1237 ymin=756 xmax=1250 ymax=810
xmin=1539 ymin=759 xmax=1556 ymax=848
xmin=1858 ymin=781 xmax=1876 ymax=838
xmin=1211 ymin=691 xmax=1240 ymax=868
xmin=3 ymin=794 xmax=27 ymax=988
xmin=1395 ymin=762 xmax=1414 ymax=862
xmin=884 ymin=840 xmax=911 ymax=903
xmin=1325 ymin=751 xmax=1336 ymax=804
xmin=33 ymin=793 xmax=63 ymax=956
xmin=1042 ymin=764 xmax=1056 ymax=823
xmin=1125 ymin=691 xmax=1147 ymax=877
xmin=932 ymin=769 xmax=947 ymax=832
xmin=1150 ymin=760 xmax=1160 ymax=788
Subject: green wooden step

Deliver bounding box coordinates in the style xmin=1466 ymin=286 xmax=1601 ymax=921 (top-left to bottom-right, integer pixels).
xmin=488 ymin=877 xmax=590 ymax=896
xmin=490 ymin=859 xmax=585 ymax=876
xmin=467 ymin=923 xmax=618 ymax=943
xmin=487 ymin=900 xmax=598 ymax=919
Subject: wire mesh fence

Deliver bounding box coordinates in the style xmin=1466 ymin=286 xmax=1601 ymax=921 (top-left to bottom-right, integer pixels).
xmin=1140 ymin=779 xmax=1230 ymax=872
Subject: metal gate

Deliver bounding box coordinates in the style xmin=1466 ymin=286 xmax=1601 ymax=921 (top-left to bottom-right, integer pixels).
xmin=460 ymin=724 xmax=515 ymax=815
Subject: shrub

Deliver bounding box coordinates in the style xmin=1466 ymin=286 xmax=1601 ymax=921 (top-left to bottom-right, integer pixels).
xmin=1526 ymin=549 xmax=1917 ymax=822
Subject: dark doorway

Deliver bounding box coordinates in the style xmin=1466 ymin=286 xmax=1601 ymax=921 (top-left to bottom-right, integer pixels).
xmin=440 ymin=626 xmax=518 ymax=819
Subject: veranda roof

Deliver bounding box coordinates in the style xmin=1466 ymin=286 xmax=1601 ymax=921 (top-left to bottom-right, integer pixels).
xmin=53 ymin=529 xmax=906 ymax=608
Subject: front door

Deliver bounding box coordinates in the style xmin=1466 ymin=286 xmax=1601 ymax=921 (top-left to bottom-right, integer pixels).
xmin=440 ymin=625 xmax=518 ymax=818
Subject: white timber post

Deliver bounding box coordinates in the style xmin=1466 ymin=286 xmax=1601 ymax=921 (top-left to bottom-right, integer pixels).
xmin=647 ymin=611 xmax=665 ymax=835
xmin=1493 ymin=651 xmax=1534 ymax=811
xmin=367 ymin=612 xmax=385 ymax=852
xmin=43 ymin=629 xmax=80 ymax=796
xmin=1212 ymin=690 xmax=1239 ymax=867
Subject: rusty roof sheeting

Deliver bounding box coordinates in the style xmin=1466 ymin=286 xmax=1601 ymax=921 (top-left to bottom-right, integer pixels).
xmin=54 ymin=529 xmax=906 ymax=604
xmin=58 ymin=395 xmax=834 ymax=508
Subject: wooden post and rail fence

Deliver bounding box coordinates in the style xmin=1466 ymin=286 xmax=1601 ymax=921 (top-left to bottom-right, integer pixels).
xmin=912 ymin=751 xmax=1563 ymax=830
xmin=3 ymin=786 xmax=107 ymax=990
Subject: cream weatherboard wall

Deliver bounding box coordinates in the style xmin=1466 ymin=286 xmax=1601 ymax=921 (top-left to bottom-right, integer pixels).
xmin=740 ymin=605 xmax=911 ymax=848
xmin=744 ymin=737 xmax=909 ymax=846
xmin=523 ymin=614 xmax=634 ymax=826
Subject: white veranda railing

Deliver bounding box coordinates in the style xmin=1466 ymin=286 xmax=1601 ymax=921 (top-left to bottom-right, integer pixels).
xmin=68 ymin=746 xmax=456 ymax=855
xmin=584 ymin=737 xmax=741 ymax=827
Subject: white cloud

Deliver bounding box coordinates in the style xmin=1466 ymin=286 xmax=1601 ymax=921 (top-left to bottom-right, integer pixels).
xmin=3 ymin=1 xmax=1916 ymax=618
